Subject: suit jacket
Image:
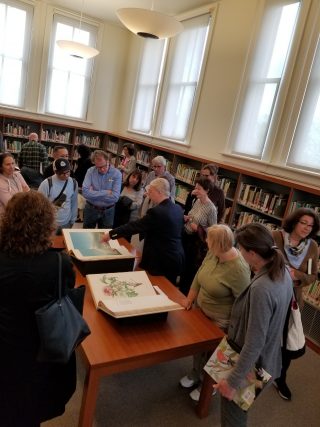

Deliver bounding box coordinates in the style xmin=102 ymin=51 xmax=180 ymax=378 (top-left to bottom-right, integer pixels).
xmin=110 ymin=198 xmax=185 ymax=283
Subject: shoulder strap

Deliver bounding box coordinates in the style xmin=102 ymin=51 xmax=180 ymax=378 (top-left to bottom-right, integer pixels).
xmin=48 ymin=176 xmax=52 ymax=194
xmin=53 ymin=179 xmax=68 ymax=203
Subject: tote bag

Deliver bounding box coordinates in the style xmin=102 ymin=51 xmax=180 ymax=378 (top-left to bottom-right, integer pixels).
xmin=35 ymin=252 xmax=91 ymax=364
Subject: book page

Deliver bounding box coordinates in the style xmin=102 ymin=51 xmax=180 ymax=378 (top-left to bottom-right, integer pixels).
xmin=62 ymin=229 xmax=134 ymax=261
xmin=87 ymin=271 xmax=157 ymax=309
xmin=99 ymin=294 xmax=183 ymax=318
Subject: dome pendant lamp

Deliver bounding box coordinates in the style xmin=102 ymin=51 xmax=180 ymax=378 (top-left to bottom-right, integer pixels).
xmin=116 ymin=7 xmax=183 ymax=40
xmin=56 ymin=0 xmax=99 ymax=59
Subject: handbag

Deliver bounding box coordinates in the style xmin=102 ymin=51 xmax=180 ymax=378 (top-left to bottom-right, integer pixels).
xmin=204 ymin=336 xmax=272 ymax=411
xmin=35 ymin=252 xmax=91 ymax=364
xmin=284 ymin=293 xmax=306 ymax=359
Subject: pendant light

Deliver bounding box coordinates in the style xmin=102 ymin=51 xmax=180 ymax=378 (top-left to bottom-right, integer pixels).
xmin=116 ymin=7 xmax=183 ymax=40
xmin=56 ymin=0 xmax=99 ymax=59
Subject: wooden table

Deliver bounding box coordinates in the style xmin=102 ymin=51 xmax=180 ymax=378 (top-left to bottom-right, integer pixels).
xmin=53 ymin=236 xmax=223 ymax=426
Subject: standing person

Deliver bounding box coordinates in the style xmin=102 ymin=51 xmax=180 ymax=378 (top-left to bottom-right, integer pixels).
xmin=0 ymin=191 xmax=77 ymax=427
xmin=179 ymin=176 xmax=217 ymax=295
xmin=272 ymin=207 xmax=320 ymax=400
xmin=18 ymin=132 xmax=49 ymax=188
xmin=103 ymin=178 xmax=185 ymax=284
xmin=38 ymin=158 xmax=78 ymax=235
xmin=184 ymin=164 xmax=225 ymax=223
xmin=180 ymin=224 xmax=251 ymax=401
xmin=0 ymin=153 xmax=29 ymax=216
xmin=113 ymin=169 xmax=144 ymax=227
xmin=118 ymin=143 xmax=136 ymax=182
xmin=43 ymin=145 xmax=71 ymax=179
xmin=140 ymin=155 xmax=176 ymax=217
xmin=82 ymin=150 xmax=122 ymax=229
xmin=215 ymin=223 xmax=292 ymax=427
xmin=74 ymin=144 xmax=92 ymax=188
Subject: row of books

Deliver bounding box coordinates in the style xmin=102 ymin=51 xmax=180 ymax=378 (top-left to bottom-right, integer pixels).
xmin=41 ymin=129 xmax=71 ymax=143
xmin=4 ymin=122 xmax=32 ymax=137
xmin=75 ymin=134 xmax=101 ymax=147
xmin=3 ymin=139 xmax=22 ymax=152
xmin=175 ymin=184 xmax=190 ymax=204
xmin=238 ymin=183 xmax=287 ymax=217
xmin=175 ymin=164 xmax=200 ymax=185
xmin=106 ymin=141 xmax=118 ymax=154
xmin=304 ymin=280 xmax=320 ymax=308
xmin=234 ymin=211 xmax=280 ymax=230
xmin=289 ymin=201 xmax=320 ymax=214
xmin=218 ymin=177 xmax=237 ymax=198
xmin=136 ymin=150 xmax=151 ymax=166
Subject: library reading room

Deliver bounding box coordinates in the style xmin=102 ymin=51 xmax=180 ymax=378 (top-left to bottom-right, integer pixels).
xmin=0 ymin=1 xmax=319 ymax=427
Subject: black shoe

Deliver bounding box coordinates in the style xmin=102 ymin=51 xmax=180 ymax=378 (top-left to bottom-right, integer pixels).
xmin=274 ymin=379 xmax=292 ymax=401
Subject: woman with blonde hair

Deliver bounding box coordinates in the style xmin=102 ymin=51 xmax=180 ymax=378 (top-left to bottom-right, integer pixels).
xmin=180 ymin=224 xmax=251 ymax=401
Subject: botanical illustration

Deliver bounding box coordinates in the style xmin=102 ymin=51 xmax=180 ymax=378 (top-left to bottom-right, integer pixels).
xmin=69 ymin=231 xmax=120 ymax=257
xmin=204 ymin=336 xmax=271 ymax=411
xmin=101 ymin=275 xmax=144 ymax=298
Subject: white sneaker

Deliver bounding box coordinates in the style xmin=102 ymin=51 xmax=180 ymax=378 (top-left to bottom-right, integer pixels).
xmin=180 ymin=375 xmax=196 ymax=388
xmin=189 ymin=386 xmax=217 ymax=402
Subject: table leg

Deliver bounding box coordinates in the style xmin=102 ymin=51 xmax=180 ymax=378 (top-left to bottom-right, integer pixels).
xmin=195 ymin=372 xmax=214 ymax=418
xmin=78 ymin=367 xmax=100 ymax=427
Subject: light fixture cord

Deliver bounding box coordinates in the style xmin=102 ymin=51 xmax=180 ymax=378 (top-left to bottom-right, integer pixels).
xmin=79 ymin=0 xmax=85 ymax=30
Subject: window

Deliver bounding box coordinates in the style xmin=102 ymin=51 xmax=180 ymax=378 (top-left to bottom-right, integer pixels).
xmin=0 ymin=0 xmax=33 ymax=108
xmin=286 ymin=36 xmax=320 ymax=172
xmin=45 ymin=13 xmax=98 ymax=120
xmin=130 ymin=10 xmax=213 ymax=144
xmin=229 ymin=0 xmax=301 ymax=159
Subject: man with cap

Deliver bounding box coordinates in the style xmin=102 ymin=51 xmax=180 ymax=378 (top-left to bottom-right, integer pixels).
xmin=43 ymin=145 xmax=74 ymax=179
xmin=18 ymin=132 xmax=49 ymax=189
xmin=38 ymin=158 xmax=78 ymax=234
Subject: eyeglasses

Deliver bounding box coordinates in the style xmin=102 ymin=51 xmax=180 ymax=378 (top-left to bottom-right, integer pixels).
xmin=96 ymin=163 xmax=109 ymax=171
xmin=298 ymin=220 xmax=313 ymax=228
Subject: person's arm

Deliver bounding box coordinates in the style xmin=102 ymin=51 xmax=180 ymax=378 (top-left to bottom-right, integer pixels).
xmin=291 ymin=240 xmax=318 ymax=287
xmin=123 ymin=156 xmax=136 ymax=175
xmin=17 ymin=173 xmax=30 ymax=192
xmin=38 ymin=179 xmax=50 ymax=198
xmin=70 ymin=181 xmax=78 ymax=224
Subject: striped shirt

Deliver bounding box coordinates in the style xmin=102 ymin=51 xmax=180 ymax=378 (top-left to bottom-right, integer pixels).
xmin=185 ymin=198 xmax=217 ymax=234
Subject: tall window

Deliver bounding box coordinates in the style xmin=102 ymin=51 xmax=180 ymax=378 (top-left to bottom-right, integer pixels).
xmin=130 ymin=11 xmax=213 ymax=144
xmin=45 ymin=13 xmax=98 ymax=120
xmin=287 ymin=37 xmax=320 ymax=172
xmin=229 ymin=0 xmax=301 ymax=159
xmin=0 ymin=0 xmax=33 ymax=108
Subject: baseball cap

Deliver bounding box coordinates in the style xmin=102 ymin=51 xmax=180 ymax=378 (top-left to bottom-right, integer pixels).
xmin=54 ymin=158 xmax=71 ymax=173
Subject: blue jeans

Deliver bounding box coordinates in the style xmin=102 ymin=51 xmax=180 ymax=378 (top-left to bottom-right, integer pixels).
xmin=83 ymin=203 xmax=115 ymax=229
xmin=221 ymin=397 xmax=247 ymax=427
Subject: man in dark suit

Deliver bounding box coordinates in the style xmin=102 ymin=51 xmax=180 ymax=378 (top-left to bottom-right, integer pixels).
xmin=103 ymin=178 xmax=185 ymax=285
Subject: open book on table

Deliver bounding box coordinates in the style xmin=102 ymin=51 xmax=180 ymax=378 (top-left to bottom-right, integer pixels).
xmin=204 ymin=336 xmax=271 ymax=411
xmin=62 ymin=229 xmax=134 ymax=262
xmin=86 ymin=270 xmax=183 ymax=318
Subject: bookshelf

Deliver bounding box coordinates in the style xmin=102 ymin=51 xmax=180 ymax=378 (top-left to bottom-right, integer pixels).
xmin=1 ymin=111 xmax=319 ymax=346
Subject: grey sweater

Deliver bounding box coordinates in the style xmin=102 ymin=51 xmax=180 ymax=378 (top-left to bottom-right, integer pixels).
xmin=227 ymin=267 xmax=292 ymax=390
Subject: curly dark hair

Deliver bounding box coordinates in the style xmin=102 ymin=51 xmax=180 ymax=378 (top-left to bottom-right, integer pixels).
xmin=0 ymin=152 xmax=14 ymax=172
xmin=283 ymin=207 xmax=320 ymax=239
xmin=0 ymin=191 xmax=56 ymax=256
xmin=123 ymin=169 xmax=142 ymax=191
xmin=123 ymin=144 xmax=135 ymax=156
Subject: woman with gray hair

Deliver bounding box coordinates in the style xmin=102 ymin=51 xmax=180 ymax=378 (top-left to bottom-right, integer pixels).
xmin=103 ymin=178 xmax=185 ymax=284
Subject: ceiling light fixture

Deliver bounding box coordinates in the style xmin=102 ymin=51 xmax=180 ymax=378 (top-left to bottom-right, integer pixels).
xmin=116 ymin=7 xmax=183 ymax=40
xmin=56 ymin=0 xmax=99 ymax=59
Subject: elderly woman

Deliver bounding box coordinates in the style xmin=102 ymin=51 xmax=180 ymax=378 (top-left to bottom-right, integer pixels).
xmin=180 ymin=224 xmax=251 ymax=401
xmin=0 ymin=152 xmax=29 ymax=215
xmin=103 ymin=177 xmax=184 ymax=284
xmin=215 ymin=223 xmax=292 ymax=427
xmin=179 ymin=176 xmax=217 ymax=295
xmin=272 ymin=207 xmax=320 ymax=400
xmin=0 ymin=191 xmax=77 ymax=426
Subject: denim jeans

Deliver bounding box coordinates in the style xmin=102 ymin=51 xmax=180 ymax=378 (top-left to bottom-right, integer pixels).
xmin=83 ymin=203 xmax=115 ymax=229
xmin=221 ymin=397 xmax=247 ymax=427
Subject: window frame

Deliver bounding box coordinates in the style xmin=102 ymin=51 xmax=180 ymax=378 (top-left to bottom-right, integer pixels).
xmin=128 ymin=4 xmax=217 ymax=146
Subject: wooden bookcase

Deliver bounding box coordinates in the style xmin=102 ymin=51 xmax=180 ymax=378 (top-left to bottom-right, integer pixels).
xmin=1 ymin=112 xmax=320 ymax=345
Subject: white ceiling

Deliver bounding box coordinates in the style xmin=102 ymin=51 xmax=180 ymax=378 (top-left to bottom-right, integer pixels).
xmin=49 ymin=0 xmax=211 ymax=24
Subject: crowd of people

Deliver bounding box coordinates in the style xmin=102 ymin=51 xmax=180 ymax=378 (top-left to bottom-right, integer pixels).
xmin=0 ymin=135 xmax=319 ymax=426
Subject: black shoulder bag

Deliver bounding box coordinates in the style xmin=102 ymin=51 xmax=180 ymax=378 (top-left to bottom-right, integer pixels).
xmin=35 ymin=252 xmax=91 ymax=364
